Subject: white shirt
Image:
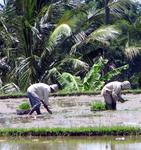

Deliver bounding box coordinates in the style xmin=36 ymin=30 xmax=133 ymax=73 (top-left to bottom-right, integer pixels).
xmin=101 ymin=81 xmax=122 ymax=101
xmin=27 ymin=83 xmax=51 ymax=104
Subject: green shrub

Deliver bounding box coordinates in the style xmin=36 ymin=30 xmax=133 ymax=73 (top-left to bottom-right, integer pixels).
xmin=18 ymin=102 xmax=30 ymax=110
xmin=90 ymin=101 xmax=106 ymax=111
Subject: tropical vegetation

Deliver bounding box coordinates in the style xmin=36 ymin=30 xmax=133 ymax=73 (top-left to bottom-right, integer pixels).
xmin=0 ymin=0 xmax=141 ymax=93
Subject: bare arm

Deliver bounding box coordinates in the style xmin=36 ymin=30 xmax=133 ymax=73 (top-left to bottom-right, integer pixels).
xmin=112 ymin=91 xmax=121 ymax=102
xmin=40 ymin=100 xmax=52 ymax=114
xmin=112 ymin=91 xmax=127 ymax=103
xmin=117 ymin=94 xmax=128 ymax=103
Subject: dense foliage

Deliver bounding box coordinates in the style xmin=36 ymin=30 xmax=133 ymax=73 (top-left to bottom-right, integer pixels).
xmin=0 ymin=0 xmax=141 ymax=92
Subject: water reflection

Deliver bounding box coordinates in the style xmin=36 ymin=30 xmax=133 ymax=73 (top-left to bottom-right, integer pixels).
xmin=0 ymin=136 xmax=140 ymax=150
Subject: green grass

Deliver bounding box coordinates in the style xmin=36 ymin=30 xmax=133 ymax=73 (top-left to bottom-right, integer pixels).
xmin=0 ymin=89 xmax=141 ymax=98
xmin=0 ymin=92 xmax=27 ymax=99
xmin=90 ymin=101 xmax=106 ymax=111
xmin=0 ymin=126 xmax=141 ymax=136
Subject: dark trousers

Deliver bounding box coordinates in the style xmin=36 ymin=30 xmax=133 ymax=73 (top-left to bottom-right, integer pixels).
xmin=103 ymin=93 xmax=116 ymax=110
xmin=27 ymin=92 xmax=41 ymax=114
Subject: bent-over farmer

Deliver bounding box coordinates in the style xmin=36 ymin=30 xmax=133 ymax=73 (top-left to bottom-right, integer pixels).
xmin=27 ymin=83 xmax=58 ymax=115
xmin=101 ymin=81 xmax=131 ymax=110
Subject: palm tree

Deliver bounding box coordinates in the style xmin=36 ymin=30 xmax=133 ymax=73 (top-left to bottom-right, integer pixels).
xmin=1 ymin=0 xmax=134 ymax=91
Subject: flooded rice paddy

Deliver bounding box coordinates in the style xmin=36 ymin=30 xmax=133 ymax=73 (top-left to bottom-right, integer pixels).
xmin=0 ymin=136 xmax=141 ymax=150
xmin=0 ymin=94 xmax=141 ymax=128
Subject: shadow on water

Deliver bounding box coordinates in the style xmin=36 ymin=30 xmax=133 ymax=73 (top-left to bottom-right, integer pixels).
xmin=0 ymin=136 xmax=141 ymax=150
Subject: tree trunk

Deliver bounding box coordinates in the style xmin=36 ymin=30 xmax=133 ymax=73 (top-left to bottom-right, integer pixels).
xmin=104 ymin=0 xmax=110 ymax=24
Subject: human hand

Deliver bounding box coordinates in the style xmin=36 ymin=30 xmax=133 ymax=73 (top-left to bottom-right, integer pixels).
xmin=119 ymin=99 xmax=128 ymax=103
xmin=48 ymin=110 xmax=52 ymax=114
xmin=120 ymin=100 xmax=125 ymax=103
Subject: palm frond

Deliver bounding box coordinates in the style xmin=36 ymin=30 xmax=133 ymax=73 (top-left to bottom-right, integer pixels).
xmin=71 ymin=25 xmax=120 ymax=54
xmin=85 ymin=1 xmax=105 ymax=20
xmin=70 ymin=31 xmax=87 ymax=54
xmin=24 ymin=0 xmax=36 ymax=21
xmin=39 ymin=5 xmax=53 ymax=29
xmin=0 ymin=6 xmax=16 ymax=43
xmin=44 ymin=67 xmax=61 ymax=81
xmin=18 ymin=67 xmax=32 ymax=91
xmin=11 ymin=55 xmax=39 ymax=90
xmin=73 ymin=31 xmax=86 ymax=43
xmin=109 ymin=0 xmax=133 ymax=17
xmin=124 ymin=46 xmax=141 ymax=60
xmin=86 ymin=25 xmax=120 ymax=43
xmin=15 ymin=57 xmax=31 ymax=74
xmin=0 ymin=83 xmax=20 ymax=94
xmin=47 ymin=24 xmax=72 ymax=52
xmin=60 ymin=72 xmax=81 ymax=92
xmin=68 ymin=0 xmax=86 ymax=8
xmin=60 ymin=57 xmax=89 ymax=71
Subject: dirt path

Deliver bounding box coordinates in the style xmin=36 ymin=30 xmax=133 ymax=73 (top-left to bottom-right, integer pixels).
xmin=0 ymin=94 xmax=141 ymax=128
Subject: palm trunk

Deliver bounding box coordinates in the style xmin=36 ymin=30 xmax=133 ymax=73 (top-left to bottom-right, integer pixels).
xmin=104 ymin=0 xmax=110 ymax=24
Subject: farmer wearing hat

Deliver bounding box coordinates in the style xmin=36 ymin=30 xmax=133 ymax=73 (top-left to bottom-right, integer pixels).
xmin=27 ymin=83 xmax=58 ymax=115
xmin=101 ymin=81 xmax=131 ymax=110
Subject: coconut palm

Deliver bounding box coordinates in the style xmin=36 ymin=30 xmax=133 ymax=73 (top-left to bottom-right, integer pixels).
xmin=109 ymin=1 xmax=141 ymax=60
xmin=1 ymin=0 xmax=134 ymax=91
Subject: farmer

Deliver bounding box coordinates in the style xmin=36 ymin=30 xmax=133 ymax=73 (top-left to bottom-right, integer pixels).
xmin=101 ymin=81 xmax=131 ymax=110
xmin=27 ymin=83 xmax=58 ymax=115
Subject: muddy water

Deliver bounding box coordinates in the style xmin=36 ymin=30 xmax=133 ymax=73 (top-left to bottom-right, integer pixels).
xmin=0 ymin=94 xmax=141 ymax=128
xmin=0 ymin=136 xmax=141 ymax=150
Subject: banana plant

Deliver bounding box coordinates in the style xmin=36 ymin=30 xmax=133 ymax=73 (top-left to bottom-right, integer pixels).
xmin=48 ymin=57 xmax=128 ymax=92
xmin=82 ymin=57 xmax=128 ymax=91
xmin=0 ymin=0 xmax=133 ymax=92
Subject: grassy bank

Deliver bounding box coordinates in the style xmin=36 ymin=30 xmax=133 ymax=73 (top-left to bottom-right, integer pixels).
xmin=0 ymin=89 xmax=141 ymax=99
xmin=0 ymin=126 xmax=141 ymax=136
